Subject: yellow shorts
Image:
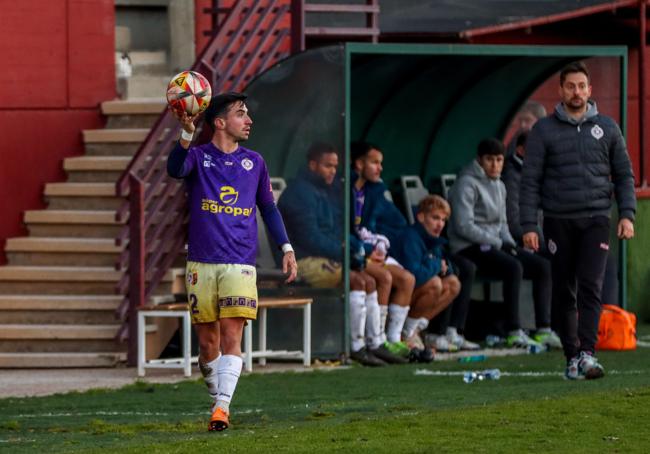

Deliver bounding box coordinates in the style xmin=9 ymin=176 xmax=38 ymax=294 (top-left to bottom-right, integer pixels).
xmin=297 ymin=257 xmax=342 ymax=288
xmin=185 ymin=261 xmax=258 ymax=324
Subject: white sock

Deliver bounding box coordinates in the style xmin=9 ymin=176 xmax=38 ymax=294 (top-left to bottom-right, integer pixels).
xmin=349 ymin=290 xmax=367 ymax=352
xmin=379 ymin=304 xmax=388 ymax=344
xmin=387 ymin=304 xmax=409 ymax=343
xmin=364 ymin=291 xmax=382 ymax=349
xmin=402 ymin=317 xmax=429 ymax=339
xmin=215 ymin=354 xmax=242 ymax=413
xmin=199 ymin=355 xmax=220 ymax=406
xmin=446 ymin=326 xmax=458 ymax=338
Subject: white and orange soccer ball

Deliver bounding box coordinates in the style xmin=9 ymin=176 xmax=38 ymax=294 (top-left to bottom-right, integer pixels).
xmin=166 ymin=70 xmax=212 ymax=116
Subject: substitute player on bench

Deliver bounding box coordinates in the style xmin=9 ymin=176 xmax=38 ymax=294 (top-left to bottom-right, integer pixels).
xmin=167 ymin=92 xmax=297 ymax=431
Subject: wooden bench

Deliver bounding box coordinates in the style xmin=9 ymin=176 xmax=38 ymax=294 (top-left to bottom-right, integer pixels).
xmin=137 ymin=297 xmax=313 ymax=377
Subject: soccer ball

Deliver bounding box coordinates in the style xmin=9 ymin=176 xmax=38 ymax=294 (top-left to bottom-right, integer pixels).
xmin=166 ymin=70 xmax=212 ymax=116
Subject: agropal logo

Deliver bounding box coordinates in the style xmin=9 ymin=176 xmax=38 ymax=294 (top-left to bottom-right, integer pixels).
xmin=219 ymin=186 xmax=239 ymax=205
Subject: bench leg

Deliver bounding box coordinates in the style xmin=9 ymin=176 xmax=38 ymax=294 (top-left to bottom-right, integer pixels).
xmin=137 ymin=311 xmax=146 ymax=377
xmin=244 ymin=320 xmax=253 ymax=372
xmin=303 ymin=304 xmax=311 ymax=367
xmin=182 ymin=312 xmax=191 ymax=377
xmin=259 ymin=308 xmax=267 ymax=366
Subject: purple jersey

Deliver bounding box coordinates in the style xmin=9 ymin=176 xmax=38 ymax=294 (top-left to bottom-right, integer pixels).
xmin=180 ymin=142 xmax=275 ymax=265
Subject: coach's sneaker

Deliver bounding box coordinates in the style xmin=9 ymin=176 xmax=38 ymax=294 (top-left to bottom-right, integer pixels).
xmin=506 ymin=329 xmax=541 ymax=349
xmin=424 ymin=334 xmax=459 ymax=353
xmin=533 ymin=328 xmax=562 ymax=349
xmin=565 ymin=356 xmax=581 ymax=380
xmin=578 ymin=351 xmax=605 ymax=380
xmin=209 ymin=407 xmax=230 ymax=432
xmin=371 ymin=343 xmax=409 ymax=364
xmin=350 ymin=347 xmax=387 ymax=367
xmin=384 ymin=340 xmax=410 ymax=358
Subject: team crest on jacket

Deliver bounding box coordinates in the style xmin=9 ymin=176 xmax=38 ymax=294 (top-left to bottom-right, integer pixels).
xmin=548 ymin=239 xmax=557 ymax=255
xmin=591 ymin=125 xmax=604 ymax=140
xmin=241 ymin=158 xmax=254 ymax=171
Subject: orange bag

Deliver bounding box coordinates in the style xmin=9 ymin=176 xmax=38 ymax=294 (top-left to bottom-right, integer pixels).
xmin=596 ymin=304 xmax=637 ymax=351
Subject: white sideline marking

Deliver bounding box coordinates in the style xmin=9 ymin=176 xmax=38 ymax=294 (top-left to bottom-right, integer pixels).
xmin=7 ymin=409 xmax=263 ymax=419
xmin=414 ymin=369 xmax=643 ymax=377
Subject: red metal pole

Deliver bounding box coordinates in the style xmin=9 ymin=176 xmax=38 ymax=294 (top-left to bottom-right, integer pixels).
xmin=127 ymin=175 xmax=145 ymax=367
xmin=640 ymin=0 xmax=647 ymax=185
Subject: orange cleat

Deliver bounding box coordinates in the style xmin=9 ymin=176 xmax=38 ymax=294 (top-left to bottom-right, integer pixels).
xmin=208 ymin=407 xmax=230 ymax=432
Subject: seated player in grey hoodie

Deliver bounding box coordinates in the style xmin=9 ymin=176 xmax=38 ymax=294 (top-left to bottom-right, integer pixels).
xmin=447 ymin=138 xmax=560 ymax=349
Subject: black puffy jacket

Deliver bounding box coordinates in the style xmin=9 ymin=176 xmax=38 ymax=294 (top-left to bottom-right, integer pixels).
xmin=520 ymin=101 xmax=636 ymax=233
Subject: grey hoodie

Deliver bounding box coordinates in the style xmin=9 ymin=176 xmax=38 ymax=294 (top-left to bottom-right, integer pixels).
xmin=448 ymin=159 xmax=516 ymax=253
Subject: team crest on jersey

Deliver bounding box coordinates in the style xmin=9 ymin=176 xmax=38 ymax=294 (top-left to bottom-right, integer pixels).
xmin=241 ymin=158 xmax=254 ymax=171
xmin=591 ymin=125 xmax=604 ymax=140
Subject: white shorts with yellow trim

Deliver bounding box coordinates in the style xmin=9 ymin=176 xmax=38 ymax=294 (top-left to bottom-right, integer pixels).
xmin=185 ymin=261 xmax=258 ymax=323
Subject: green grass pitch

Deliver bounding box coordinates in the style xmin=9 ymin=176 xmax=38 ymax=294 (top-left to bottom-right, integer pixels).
xmin=2 ymin=334 xmax=650 ymax=453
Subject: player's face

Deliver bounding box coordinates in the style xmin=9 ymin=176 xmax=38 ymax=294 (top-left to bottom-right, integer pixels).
xmin=559 ymin=72 xmax=591 ymax=114
xmin=478 ymin=154 xmax=504 ymax=179
xmin=517 ymin=111 xmax=538 ymax=131
xmin=222 ymin=101 xmax=253 ymax=142
xmin=417 ymin=209 xmax=447 ymax=238
xmin=359 ymin=149 xmax=383 ymax=183
xmin=309 ymin=152 xmax=339 ymax=185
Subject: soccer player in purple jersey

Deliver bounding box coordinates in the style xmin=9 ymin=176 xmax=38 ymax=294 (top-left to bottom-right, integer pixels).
xmin=167 ymin=92 xmax=298 ymax=431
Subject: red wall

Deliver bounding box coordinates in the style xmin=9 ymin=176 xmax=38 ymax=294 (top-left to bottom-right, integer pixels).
xmin=0 ymin=0 xmax=115 ymax=263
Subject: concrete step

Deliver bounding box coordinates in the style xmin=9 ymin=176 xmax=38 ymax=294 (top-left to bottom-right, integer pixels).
xmin=82 ymin=127 xmax=172 ymax=156
xmin=126 ymin=75 xmax=171 ymax=99
xmin=102 ymin=99 xmax=167 ymax=115
xmin=0 ymin=294 xmax=173 ymax=324
xmin=24 ymin=209 xmax=124 ymax=238
xmin=0 ymin=324 xmax=123 ymax=353
xmin=0 ymin=266 xmax=184 ymax=295
xmin=120 ymin=50 xmax=168 ymax=73
xmin=5 ymin=237 xmax=122 ymax=266
xmin=44 ymin=183 xmax=124 ymax=210
xmin=0 ymin=324 xmax=120 ymax=339
xmin=83 ymin=128 xmax=150 ymax=143
xmin=64 ymin=156 xmax=130 ymax=182
xmin=0 ymin=294 xmax=121 ymax=310
xmin=102 ymin=99 xmax=166 ymax=129
xmin=0 ymin=352 xmax=126 ymax=368
xmin=45 ymin=182 xmax=117 ymax=197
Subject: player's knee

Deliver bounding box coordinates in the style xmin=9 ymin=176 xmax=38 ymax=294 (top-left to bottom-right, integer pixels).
xmin=349 ymin=271 xmax=365 ymax=291
xmin=377 ymin=268 xmax=392 ymax=288
xmin=446 ymin=275 xmax=461 ymax=296
xmin=430 ymin=276 xmax=443 ymax=294
xmin=364 ymin=274 xmax=377 ymax=293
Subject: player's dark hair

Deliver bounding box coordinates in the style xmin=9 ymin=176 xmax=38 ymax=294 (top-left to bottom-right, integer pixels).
xmin=515 ymin=131 xmax=529 ymax=149
xmin=477 ymin=138 xmax=505 ymax=157
xmin=560 ymin=61 xmax=590 ymax=85
xmin=350 ymin=141 xmax=381 ymax=163
xmin=204 ymin=91 xmax=248 ymax=132
xmin=307 ymin=142 xmax=338 ymax=162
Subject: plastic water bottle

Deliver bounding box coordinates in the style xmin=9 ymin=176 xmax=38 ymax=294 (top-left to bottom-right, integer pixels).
xmin=458 ymin=355 xmax=486 ymax=363
xmin=483 ymin=368 xmax=501 ymax=380
xmin=463 ymin=372 xmax=478 ymax=383
xmin=485 ymin=335 xmax=503 ymax=347
xmin=528 ymin=343 xmax=547 ymax=354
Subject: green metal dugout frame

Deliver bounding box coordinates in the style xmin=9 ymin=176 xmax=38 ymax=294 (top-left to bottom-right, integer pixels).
xmin=245 ymin=43 xmax=628 ymax=356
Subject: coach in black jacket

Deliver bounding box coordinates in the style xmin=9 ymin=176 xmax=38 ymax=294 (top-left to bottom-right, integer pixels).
xmin=520 ymin=61 xmax=635 ymax=381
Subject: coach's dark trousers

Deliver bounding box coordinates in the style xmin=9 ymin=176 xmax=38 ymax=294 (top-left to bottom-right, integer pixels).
xmin=544 ymin=216 xmax=610 ymax=360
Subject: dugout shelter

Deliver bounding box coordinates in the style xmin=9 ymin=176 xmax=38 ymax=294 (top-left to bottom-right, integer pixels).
xmin=243 ymin=43 xmax=627 ymax=357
